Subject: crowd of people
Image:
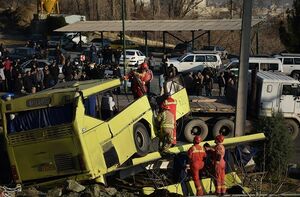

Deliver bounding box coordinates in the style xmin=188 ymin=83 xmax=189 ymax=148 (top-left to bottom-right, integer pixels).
xmin=183 ymin=69 xmax=237 ymax=97
xmin=0 ymin=42 xmax=126 ymax=95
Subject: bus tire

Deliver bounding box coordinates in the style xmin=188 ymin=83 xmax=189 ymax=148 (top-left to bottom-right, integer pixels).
xmin=285 ymin=119 xmax=299 ymax=140
xmin=133 ymin=122 xmax=150 ymax=157
xmin=213 ymin=119 xmax=234 ymax=138
xmin=184 ymin=119 xmax=208 ymax=143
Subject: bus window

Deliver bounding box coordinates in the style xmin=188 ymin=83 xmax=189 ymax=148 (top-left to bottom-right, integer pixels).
xmin=249 ymin=63 xmax=258 ymax=70
xmin=84 ymin=91 xmax=120 ymax=121
xmin=7 ymin=103 xmax=74 ymax=134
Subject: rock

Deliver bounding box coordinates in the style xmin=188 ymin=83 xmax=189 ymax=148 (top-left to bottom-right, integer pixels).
xmin=105 ymin=187 xmax=117 ymax=196
xmin=66 ymin=180 xmax=85 ymax=193
xmin=85 ymin=184 xmax=109 ymax=197
xmin=87 ymin=184 xmax=109 ymax=197
xmin=115 ymin=191 xmax=136 ymax=197
xmin=21 ymin=187 xmax=46 ymax=197
xmin=62 ymin=192 xmax=80 ymax=197
xmin=47 ymin=187 xmax=63 ymax=197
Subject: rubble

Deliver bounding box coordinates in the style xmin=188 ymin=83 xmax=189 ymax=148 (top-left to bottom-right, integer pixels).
xmin=66 ymin=180 xmax=85 ymax=193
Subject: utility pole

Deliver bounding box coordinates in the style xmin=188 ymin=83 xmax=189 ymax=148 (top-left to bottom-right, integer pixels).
xmin=230 ymin=0 xmax=233 ymax=18
xmin=234 ymin=0 xmax=253 ymax=136
xmin=122 ymin=0 xmax=127 ymax=92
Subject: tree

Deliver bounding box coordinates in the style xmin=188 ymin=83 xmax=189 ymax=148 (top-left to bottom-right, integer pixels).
xmin=255 ymin=113 xmax=293 ymax=178
xmin=164 ymin=0 xmax=204 ymax=18
xmin=279 ymin=0 xmax=300 ymax=53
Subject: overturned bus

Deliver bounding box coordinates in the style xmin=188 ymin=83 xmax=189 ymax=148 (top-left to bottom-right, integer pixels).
xmin=0 ymin=78 xmax=190 ymax=184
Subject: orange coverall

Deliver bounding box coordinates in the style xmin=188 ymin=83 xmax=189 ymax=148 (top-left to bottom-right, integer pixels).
xmin=188 ymin=144 xmax=206 ymax=196
xmin=214 ymin=143 xmax=226 ymax=195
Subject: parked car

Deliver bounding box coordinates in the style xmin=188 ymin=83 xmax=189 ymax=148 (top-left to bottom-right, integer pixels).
xmin=90 ymin=38 xmax=111 ymax=49
xmin=166 ymin=52 xmax=222 ymax=73
xmin=110 ymin=39 xmax=139 ymax=50
xmin=47 ymin=34 xmax=87 ymax=49
xmin=119 ymin=49 xmax=146 ymax=66
xmin=20 ymin=59 xmax=51 ymax=73
xmin=200 ymin=45 xmax=228 ymax=59
xmin=220 ymin=57 xmax=284 ymax=76
xmin=21 ymin=59 xmax=64 ymax=78
xmin=273 ymin=53 xmax=300 ymax=79
xmin=47 ymin=35 xmax=62 ymax=48
xmin=9 ymin=47 xmax=39 ymax=62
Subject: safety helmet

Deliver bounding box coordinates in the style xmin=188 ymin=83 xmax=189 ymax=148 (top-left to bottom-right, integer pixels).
xmin=193 ymin=135 xmax=202 ymax=144
xmin=140 ymin=62 xmax=148 ymax=70
xmin=215 ymin=134 xmax=224 ymax=144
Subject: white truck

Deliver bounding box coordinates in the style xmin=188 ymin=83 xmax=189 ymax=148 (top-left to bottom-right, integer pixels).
xmin=183 ymin=71 xmax=300 ymax=142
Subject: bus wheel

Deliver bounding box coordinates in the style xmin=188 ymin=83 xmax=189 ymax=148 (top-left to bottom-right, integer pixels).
xmin=184 ymin=119 xmax=208 ymax=143
xmin=213 ymin=119 xmax=234 ymax=138
xmin=134 ymin=122 xmax=150 ymax=157
xmin=285 ymin=119 xmax=299 ymax=140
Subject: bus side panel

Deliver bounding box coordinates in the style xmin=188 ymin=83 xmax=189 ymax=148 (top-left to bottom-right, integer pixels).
xmin=108 ymin=96 xmax=155 ymax=168
xmin=81 ymin=124 xmax=112 ymax=177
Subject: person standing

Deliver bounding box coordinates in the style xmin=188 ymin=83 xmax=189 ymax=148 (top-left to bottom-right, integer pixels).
xmin=123 ymin=63 xmax=148 ymax=99
xmin=157 ymin=103 xmax=175 ymax=152
xmin=203 ymin=74 xmax=213 ymax=96
xmin=194 ymin=71 xmax=204 ymax=96
xmin=141 ymin=63 xmax=153 ymax=93
xmin=214 ymin=134 xmax=226 ymax=195
xmin=161 ymin=93 xmax=177 ymax=146
xmin=114 ymin=47 xmax=122 ymax=64
xmin=218 ymin=72 xmax=226 ymax=97
xmin=101 ymin=92 xmax=116 ymax=120
xmin=187 ymin=136 xmax=206 ymax=196
xmin=184 ymin=72 xmax=194 ymax=95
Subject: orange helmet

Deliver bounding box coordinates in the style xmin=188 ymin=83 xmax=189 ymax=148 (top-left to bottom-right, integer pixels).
xmin=215 ymin=134 xmax=224 ymax=144
xmin=140 ymin=62 xmax=148 ymax=70
xmin=193 ymin=135 xmax=202 ymax=144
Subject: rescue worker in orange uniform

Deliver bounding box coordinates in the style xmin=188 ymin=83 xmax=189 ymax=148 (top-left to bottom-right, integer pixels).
xmin=157 ymin=102 xmax=175 ymax=152
xmin=214 ymin=134 xmax=226 ymax=195
xmin=161 ymin=93 xmax=177 ymax=145
xmin=187 ymin=136 xmax=206 ymax=196
xmin=123 ymin=63 xmax=148 ymax=99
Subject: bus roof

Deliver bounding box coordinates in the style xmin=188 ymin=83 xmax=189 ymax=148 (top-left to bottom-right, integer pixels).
xmin=1 ymin=79 xmax=121 ymax=113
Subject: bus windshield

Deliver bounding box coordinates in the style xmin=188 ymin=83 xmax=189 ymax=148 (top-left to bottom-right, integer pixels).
xmin=7 ymin=103 xmax=74 ymax=134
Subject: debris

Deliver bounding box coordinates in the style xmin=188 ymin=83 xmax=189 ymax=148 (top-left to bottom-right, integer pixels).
xmin=66 ymin=180 xmax=85 ymax=193
xmin=105 ymin=187 xmax=117 ymax=196
xmin=47 ymin=187 xmax=63 ymax=197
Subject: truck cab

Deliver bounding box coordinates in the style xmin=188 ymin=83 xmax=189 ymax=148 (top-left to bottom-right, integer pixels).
xmin=256 ymin=71 xmax=300 ymax=139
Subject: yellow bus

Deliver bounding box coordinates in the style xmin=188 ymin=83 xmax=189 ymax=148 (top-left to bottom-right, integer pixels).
xmin=0 ymin=78 xmax=190 ymax=184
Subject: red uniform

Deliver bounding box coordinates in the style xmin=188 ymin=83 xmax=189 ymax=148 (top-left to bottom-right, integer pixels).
xmin=124 ymin=70 xmax=147 ymax=99
xmin=214 ymin=135 xmax=226 ymax=195
xmin=161 ymin=96 xmax=177 ymax=145
xmin=188 ymin=142 xmax=206 ymax=196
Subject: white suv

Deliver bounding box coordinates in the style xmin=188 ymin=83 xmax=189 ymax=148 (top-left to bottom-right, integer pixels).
xmin=166 ymin=52 xmax=222 ymax=73
xmin=274 ymin=53 xmax=300 ymax=79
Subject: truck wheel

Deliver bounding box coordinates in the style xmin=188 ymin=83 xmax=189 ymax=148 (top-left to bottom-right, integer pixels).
xmin=285 ymin=119 xmax=299 ymax=140
xmin=133 ymin=122 xmax=150 ymax=157
xmin=213 ymin=119 xmax=234 ymax=138
xmin=184 ymin=119 xmax=208 ymax=143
